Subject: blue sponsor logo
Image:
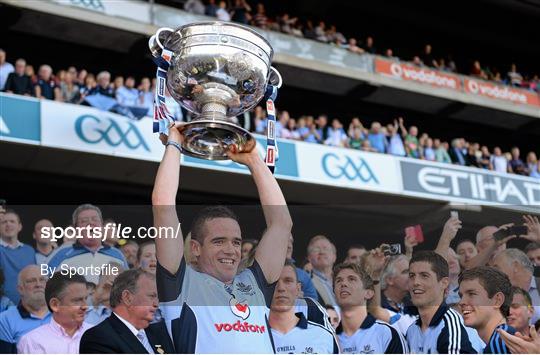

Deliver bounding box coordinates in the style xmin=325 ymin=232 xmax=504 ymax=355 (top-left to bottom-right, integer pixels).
xmin=0 ymin=94 xmax=40 ymax=143
xmin=322 ymin=152 xmax=379 ymax=183
xmin=75 ymin=114 xmax=150 ymax=151
xmin=183 ymin=136 xmax=299 ymax=178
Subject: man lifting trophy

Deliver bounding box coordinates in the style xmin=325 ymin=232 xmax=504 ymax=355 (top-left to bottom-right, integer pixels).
xmin=149 ymin=21 xmax=282 ymax=165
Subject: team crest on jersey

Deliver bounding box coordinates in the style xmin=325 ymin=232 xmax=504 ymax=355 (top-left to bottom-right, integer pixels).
xmin=229 ymin=297 xmax=250 ymax=320
xmin=302 ymin=346 xmax=314 ymax=353
xmin=236 ymin=282 xmax=255 ymax=296
xmin=360 ymin=345 xmax=375 ymax=354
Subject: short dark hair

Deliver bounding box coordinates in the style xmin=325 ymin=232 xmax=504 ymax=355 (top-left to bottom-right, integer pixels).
xmin=348 ymin=244 xmax=366 ymax=252
xmin=459 ymin=266 xmax=512 ymax=317
xmin=283 ymin=259 xmax=298 ymax=282
xmin=410 ymin=251 xmax=449 ymax=280
xmin=45 ymin=273 xmax=87 ymax=313
xmin=456 ymin=239 xmax=475 ymax=248
xmin=191 ymin=206 xmax=239 ymax=243
xmin=109 ymin=269 xmax=155 ymax=308
xmin=3 ymin=209 xmax=21 ymax=223
xmin=333 ymin=263 xmax=374 ymax=291
xmin=510 ymin=286 xmax=532 ymax=307
xmin=525 ymin=242 xmax=540 ymax=254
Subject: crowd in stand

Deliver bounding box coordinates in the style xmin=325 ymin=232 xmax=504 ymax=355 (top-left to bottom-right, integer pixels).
xmin=181 ymin=0 xmax=540 ymax=92
xmin=253 ymin=107 xmax=540 ymax=179
xmin=1 ymin=47 xmax=539 ymax=179
xmin=2 ymin=202 xmax=540 ymax=353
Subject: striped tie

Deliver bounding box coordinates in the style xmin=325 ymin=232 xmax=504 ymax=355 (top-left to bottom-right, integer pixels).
xmin=136 ymin=330 xmax=155 ymax=354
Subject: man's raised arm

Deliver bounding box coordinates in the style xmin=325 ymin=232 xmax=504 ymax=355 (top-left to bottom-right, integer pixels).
xmin=227 ymin=145 xmax=293 ymax=284
xmin=152 ymin=124 xmax=184 ymax=275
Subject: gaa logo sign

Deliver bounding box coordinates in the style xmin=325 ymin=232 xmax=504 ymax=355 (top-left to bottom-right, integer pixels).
xmin=75 ymin=114 xmax=150 ymax=152
xmin=70 ymin=0 xmax=105 ymax=11
xmin=322 ymin=153 xmax=379 ymax=184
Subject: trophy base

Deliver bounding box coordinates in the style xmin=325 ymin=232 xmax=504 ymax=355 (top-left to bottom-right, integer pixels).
xmin=180 ymin=120 xmax=256 ymax=160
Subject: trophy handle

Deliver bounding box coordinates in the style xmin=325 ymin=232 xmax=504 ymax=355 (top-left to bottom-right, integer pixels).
xmin=269 ymin=66 xmax=283 ymax=88
xmin=148 ymin=27 xmax=175 ymax=58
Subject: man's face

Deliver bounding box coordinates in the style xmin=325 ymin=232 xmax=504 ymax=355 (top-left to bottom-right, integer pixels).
xmin=125 ymin=78 xmax=135 ymax=88
xmin=527 ymin=248 xmax=540 ymax=266
xmin=459 ymin=278 xmax=502 ymax=329
xmin=18 ymin=267 xmax=47 ymax=304
xmin=507 ymin=293 xmax=532 ymax=332
xmin=476 ymin=227 xmax=499 ymax=253
xmin=33 ymin=219 xmax=53 ymax=244
xmin=271 ymin=266 xmax=300 ymax=312
xmin=307 ymin=239 xmax=336 ymax=271
xmin=345 ymin=248 xmax=366 ymax=265
xmin=99 ymin=75 xmax=110 ymax=88
xmin=122 ymin=244 xmax=139 ymax=266
xmin=0 ymin=51 xmax=5 ymax=64
xmin=0 ymin=212 xmax=22 ymax=239
xmin=492 ymin=254 xmax=515 ymax=284
xmin=128 ymin=275 xmax=158 ymax=329
xmin=408 ymin=261 xmax=448 ymax=308
xmin=15 ymin=61 xmax=25 ymax=74
xmin=457 ymin=241 xmax=477 ymax=266
xmin=193 ymin=218 xmax=242 ymax=283
xmin=39 ymin=67 xmax=51 ymax=81
xmin=334 ymin=268 xmax=372 ymax=308
xmin=389 ymin=258 xmax=410 ymax=293
xmin=52 ymin=283 xmax=88 ymax=327
xmin=286 ymin=237 xmax=293 ymax=260
xmin=76 ymin=209 xmax=102 ymax=249
xmin=138 ymin=244 xmax=157 ymax=274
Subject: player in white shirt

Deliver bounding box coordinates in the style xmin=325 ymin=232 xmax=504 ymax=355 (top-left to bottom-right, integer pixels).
xmin=334 ymin=263 xmax=407 ymax=354
xmin=152 ymin=122 xmax=292 ymax=353
xmin=269 ymin=261 xmax=338 ymax=354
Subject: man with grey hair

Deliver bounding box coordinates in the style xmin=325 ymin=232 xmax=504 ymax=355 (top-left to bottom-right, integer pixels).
xmin=47 ymin=204 xmax=127 ymax=285
xmin=380 ymin=254 xmax=410 ymax=314
xmin=492 ymin=248 xmax=540 ymax=323
xmin=4 ymin=58 xmax=33 ymax=96
xmin=88 ymin=71 xmax=114 ymax=98
xmin=307 ymin=235 xmax=338 ymax=307
xmin=34 ymin=64 xmax=59 ymax=100
xmin=80 ymin=269 xmax=174 ymax=353
xmin=0 ymin=265 xmax=51 ymax=353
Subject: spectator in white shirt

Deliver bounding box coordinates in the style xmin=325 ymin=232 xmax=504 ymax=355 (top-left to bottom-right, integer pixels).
xmin=490 ymin=146 xmax=509 ymax=173
xmin=0 ymin=49 xmax=14 ymax=91
xmin=216 ymin=1 xmax=231 ymax=22
xmin=116 ymin=76 xmax=139 ymax=107
xmin=324 ymin=118 xmax=348 ymax=147
xmin=137 ymin=77 xmax=154 ymax=116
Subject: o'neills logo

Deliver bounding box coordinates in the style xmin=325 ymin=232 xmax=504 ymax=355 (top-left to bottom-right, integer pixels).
xmin=466 ymin=79 xmax=528 ymax=104
xmin=214 ymin=321 xmax=266 ymax=333
xmin=388 ymin=62 xmax=459 ymax=90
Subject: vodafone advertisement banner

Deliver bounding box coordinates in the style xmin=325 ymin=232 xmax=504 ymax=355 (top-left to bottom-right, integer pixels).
xmin=464 ymin=78 xmax=540 ymax=107
xmin=375 ymin=58 xmax=461 ymax=91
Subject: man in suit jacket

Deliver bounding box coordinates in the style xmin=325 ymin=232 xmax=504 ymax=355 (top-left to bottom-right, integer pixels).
xmin=80 ymin=269 xmax=174 ymax=354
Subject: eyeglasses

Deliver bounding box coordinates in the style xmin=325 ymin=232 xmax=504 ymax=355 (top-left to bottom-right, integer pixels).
xmin=308 ymin=246 xmax=333 ymax=254
xmin=24 ymin=277 xmax=48 ymax=285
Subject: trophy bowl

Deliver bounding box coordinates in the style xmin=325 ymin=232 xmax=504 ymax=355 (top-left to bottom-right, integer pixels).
xmin=149 ymin=22 xmax=281 ymax=160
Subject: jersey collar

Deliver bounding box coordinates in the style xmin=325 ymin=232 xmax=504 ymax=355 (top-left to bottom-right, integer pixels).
xmin=295 ymin=312 xmax=308 ymax=329
xmin=415 ymin=302 xmax=448 ymax=327
xmin=336 ymin=313 xmax=376 ymax=334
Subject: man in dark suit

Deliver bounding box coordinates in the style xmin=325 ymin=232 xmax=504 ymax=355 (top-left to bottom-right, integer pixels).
xmin=80 ymin=269 xmax=174 ymax=354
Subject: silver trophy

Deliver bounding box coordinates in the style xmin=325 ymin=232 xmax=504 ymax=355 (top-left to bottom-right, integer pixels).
xmin=149 ymin=22 xmax=282 ymax=160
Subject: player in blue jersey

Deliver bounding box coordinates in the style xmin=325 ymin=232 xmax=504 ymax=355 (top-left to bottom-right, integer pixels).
xmin=269 ymin=261 xmax=338 ymax=354
xmin=406 ymin=251 xmax=476 ymax=354
xmin=459 ymin=266 xmax=516 ymax=354
xmin=333 ymin=262 xmax=406 ymax=354
xmin=152 ymin=123 xmax=292 ymax=353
